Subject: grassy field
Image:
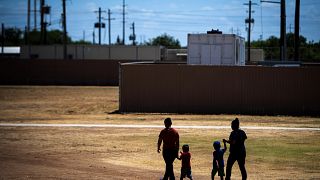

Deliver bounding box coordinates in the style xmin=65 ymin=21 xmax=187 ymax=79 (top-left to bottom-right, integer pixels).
xmin=0 ymin=86 xmax=320 ymax=179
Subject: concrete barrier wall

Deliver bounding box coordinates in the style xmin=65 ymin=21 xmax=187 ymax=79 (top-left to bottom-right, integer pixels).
xmin=0 ymin=59 xmax=134 ymax=85
xmin=119 ymin=63 xmax=320 ymax=116
xmin=20 ymin=45 xmax=161 ymax=61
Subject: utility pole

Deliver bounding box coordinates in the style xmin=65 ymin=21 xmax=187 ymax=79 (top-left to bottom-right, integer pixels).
xmin=62 ymin=0 xmax=67 ymax=59
xmin=289 ymin=24 xmax=293 ymax=33
xmin=25 ymin=26 xmax=28 ymax=45
xmin=1 ymin=23 xmax=4 ymax=54
xmin=122 ymin=0 xmax=126 ymax=45
xmin=40 ymin=0 xmax=49 ymax=44
xmin=107 ymin=9 xmax=115 ymax=45
xmin=43 ymin=17 xmax=47 ymax=44
xmin=261 ymin=0 xmax=287 ymax=61
xmin=34 ymin=0 xmax=37 ymax=30
xmin=294 ymin=0 xmax=300 ymax=61
xmin=244 ymin=0 xmax=257 ymax=63
xmin=99 ymin=7 xmax=102 ymax=45
xmin=280 ymin=0 xmax=287 ymax=61
xmin=27 ymin=0 xmax=30 ymax=44
xmin=93 ymin=31 xmax=95 ymax=44
xmin=94 ymin=7 xmax=106 ymax=45
xmin=129 ymin=22 xmax=136 ymax=46
xmin=247 ymin=0 xmax=252 ymax=63
xmin=40 ymin=0 xmax=44 ymax=43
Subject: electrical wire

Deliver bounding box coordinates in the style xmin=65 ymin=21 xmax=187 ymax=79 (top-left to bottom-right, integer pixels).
xmin=261 ymin=1 xmax=264 ymax=40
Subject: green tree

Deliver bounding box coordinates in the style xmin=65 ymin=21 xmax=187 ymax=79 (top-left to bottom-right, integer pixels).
xmin=263 ymin=36 xmax=280 ymax=60
xmin=286 ymin=32 xmax=307 ymax=47
xmin=28 ymin=30 xmax=41 ymax=45
xmin=3 ymin=27 xmax=23 ymax=45
xmin=146 ymin=33 xmax=181 ymax=49
xmin=1 ymin=27 xmax=73 ymax=45
xmin=47 ymin=29 xmax=71 ymax=44
xmin=285 ymin=33 xmax=307 ymax=60
xmin=115 ymin=35 xmax=122 ymax=45
xmin=265 ymin=36 xmax=279 ymax=47
xmin=72 ymin=40 xmax=92 ymax=45
xmin=251 ymin=34 xmax=319 ymax=61
xmin=29 ymin=29 xmax=72 ymax=45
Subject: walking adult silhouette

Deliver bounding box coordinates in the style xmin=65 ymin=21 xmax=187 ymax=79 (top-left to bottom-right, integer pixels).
xmin=157 ymin=118 xmax=180 ymax=180
xmin=224 ymin=118 xmax=247 ymax=180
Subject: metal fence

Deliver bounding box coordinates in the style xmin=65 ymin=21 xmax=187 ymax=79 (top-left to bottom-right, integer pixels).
xmin=120 ymin=63 xmax=320 ymax=116
xmin=0 ymin=59 xmax=132 ymax=85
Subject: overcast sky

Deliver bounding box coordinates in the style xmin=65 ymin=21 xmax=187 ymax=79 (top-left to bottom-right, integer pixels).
xmin=0 ymin=0 xmax=319 ymax=46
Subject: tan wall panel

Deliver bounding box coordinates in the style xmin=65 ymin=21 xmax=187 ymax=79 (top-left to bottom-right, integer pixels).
xmin=137 ymin=46 xmax=160 ymax=61
xmin=54 ymin=45 xmax=64 ymax=59
xmin=20 ymin=46 xmax=29 ymax=59
xmin=110 ymin=46 xmax=136 ymax=60
xmin=20 ymin=45 xmax=160 ymax=60
xmin=84 ymin=45 xmax=109 ymax=60
xmin=33 ymin=46 xmax=55 ymax=59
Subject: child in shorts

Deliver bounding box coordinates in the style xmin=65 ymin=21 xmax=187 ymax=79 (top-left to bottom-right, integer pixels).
xmin=178 ymin=144 xmax=193 ymax=180
xmin=212 ymin=140 xmax=227 ymax=180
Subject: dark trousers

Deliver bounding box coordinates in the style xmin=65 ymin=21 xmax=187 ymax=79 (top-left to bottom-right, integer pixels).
xmin=162 ymin=149 xmax=177 ymax=180
xmin=225 ymin=152 xmax=247 ymax=180
xmin=180 ymin=167 xmax=192 ymax=180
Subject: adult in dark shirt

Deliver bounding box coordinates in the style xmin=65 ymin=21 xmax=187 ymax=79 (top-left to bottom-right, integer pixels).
xmin=224 ymin=118 xmax=247 ymax=180
xmin=158 ymin=118 xmax=180 ymax=180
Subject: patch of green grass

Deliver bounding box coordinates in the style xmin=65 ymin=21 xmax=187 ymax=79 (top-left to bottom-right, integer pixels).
xmin=247 ymin=133 xmax=320 ymax=171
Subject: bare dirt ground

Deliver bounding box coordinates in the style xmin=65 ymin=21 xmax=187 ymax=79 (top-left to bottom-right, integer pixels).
xmin=0 ymin=86 xmax=320 ymax=179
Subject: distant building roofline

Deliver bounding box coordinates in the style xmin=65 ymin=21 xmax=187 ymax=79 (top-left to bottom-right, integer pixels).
xmin=0 ymin=47 xmax=20 ymax=54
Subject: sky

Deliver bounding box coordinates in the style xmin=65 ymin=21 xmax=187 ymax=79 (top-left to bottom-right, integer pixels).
xmin=0 ymin=0 xmax=319 ymax=46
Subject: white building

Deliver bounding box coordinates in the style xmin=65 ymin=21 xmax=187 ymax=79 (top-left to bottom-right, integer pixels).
xmin=187 ymin=33 xmax=245 ymax=66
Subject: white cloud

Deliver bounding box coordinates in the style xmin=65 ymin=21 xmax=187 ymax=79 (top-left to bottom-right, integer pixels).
xmin=129 ymin=8 xmax=156 ymax=17
xmin=260 ymin=2 xmax=280 ymax=8
xmin=112 ymin=5 xmax=123 ymax=11
xmin=201 ymin=6 xmax=214 ymax=11
xmin=85 ymin=2 xmax=98 ymax=12
xmin=142 ymin=21 xmax=160 ymax=29
xmin=168 ymin=3 xmax=177 ymax=9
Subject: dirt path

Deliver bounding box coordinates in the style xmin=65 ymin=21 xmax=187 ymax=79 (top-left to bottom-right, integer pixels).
xmin=1 ymin=123 xmax=320 ymax=131
xmin=1 ymin=86 xmax=319 ymax=179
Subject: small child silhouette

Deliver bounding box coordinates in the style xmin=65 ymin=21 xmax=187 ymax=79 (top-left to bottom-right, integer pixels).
xmin=212 ymin=140 xmax=227 ymax=180
xmin=177 ymin=144 xmax=193 ymax=180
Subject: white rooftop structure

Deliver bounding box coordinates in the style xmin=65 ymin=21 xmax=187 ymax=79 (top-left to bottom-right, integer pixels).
xmin=187 ymin=33 xmax=245 ymax=66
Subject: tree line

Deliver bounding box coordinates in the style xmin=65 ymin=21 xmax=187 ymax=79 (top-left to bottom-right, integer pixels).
xmin=1 ymin=26 xmax=319 ymax=61
xmin=1 ymin=27 xmax=180 ymax=48
xmin=1 ymin=27 xmax=84 ymax=45
xmin=251 ymin=33 xmax=320 ymax=62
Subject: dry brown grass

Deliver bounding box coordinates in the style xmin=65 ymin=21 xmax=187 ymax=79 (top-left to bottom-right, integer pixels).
xmin=0 ymin=86 xmax=320 ymax=179
xmin=1 ymin=86 xmax=320 ymax=128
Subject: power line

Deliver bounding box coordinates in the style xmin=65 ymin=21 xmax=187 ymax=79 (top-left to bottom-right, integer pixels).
xmin=129 ymin=22 xmax=136 ymax=45
xmin=94 ymin=7 xmax=106 ymax=45
xmin=261 ymin=0 xmax=287 ymax=61
xmin=127 ymin=7 xmax=245 ymax=14
xmin=27 ymin=0 xmax=30 ymax=39
xmin=260 ymin=1 xmax=264 ymax=41
xmin=34 ymin=0 xmax=37 ymax=31
xmin=122 ymin=0 xmax=126 ymax=45
xmin=294 ymin=0 xmax=300 ymax=61
xmin=107 ymin=9 xmax=115 ymax=45
xmin=135 ymin=26 xmax=196 ymax=33
xmin=62 ymin=0 xmax=67 ymax=60
xmin=244 ymin=0 xmax=257 ymax=63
